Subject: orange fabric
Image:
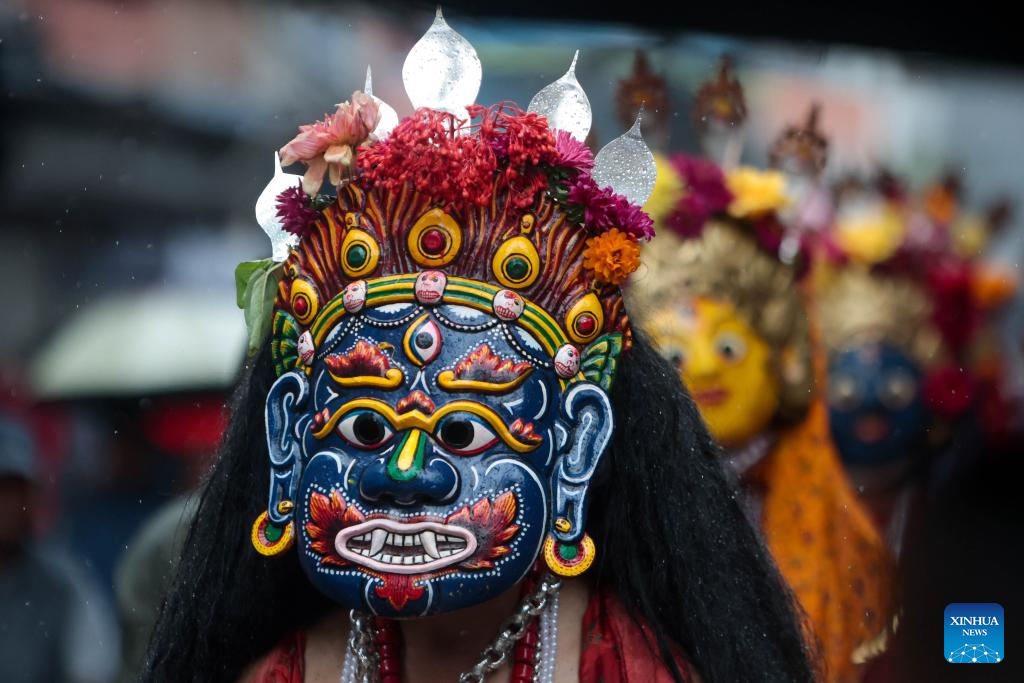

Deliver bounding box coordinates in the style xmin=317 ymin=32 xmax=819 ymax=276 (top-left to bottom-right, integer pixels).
xmin=749 ymin=400 xmax=892 ymax=683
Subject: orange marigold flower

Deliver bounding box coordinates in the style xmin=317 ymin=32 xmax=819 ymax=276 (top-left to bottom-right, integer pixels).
xmin=582 ymin=228 xmax=641 ymax=285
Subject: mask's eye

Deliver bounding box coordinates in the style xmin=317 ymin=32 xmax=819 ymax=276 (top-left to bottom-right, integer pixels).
xmin=828 ymin=374 xmax=861 ymax=412
xmin=880 ymin=369 xmax=917 ymax=410
xmin=662 ymin=346 xmax=686 ymax=369
xmin=714 ymin=332 xmax=747 ymax=364
xmin=337 ymin=411 xmax=394 ymax=449
xmin=435 ymin=416 xmax=498 ymax=456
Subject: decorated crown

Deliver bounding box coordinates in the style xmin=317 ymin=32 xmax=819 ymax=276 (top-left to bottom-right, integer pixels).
xmin=646 ymin=63 xmax=831 ymax=279
xmin=769 ymin=103 xmax=828 ymax=178
xmin=239 ymin=9 xmax=658 ymax=391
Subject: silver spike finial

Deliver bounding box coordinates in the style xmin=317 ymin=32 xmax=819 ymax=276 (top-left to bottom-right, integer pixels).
xmin=402 ymin=7 xmax=482 ymax=119
xmin=591 ymin=107 xmax=657 ymax=206
xmin=528 ymin=50 xmax=592 ymax=141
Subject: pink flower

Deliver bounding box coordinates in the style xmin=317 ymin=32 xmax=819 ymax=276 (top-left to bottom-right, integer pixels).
xmin=554 ymin=130 xmax=594 ymax=172
xmin=279 ymin=91 xmax=380 ymax=194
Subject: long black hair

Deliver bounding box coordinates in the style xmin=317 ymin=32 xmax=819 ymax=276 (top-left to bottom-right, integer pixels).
xmin=143 ymin=332 xmax=815 ymax=682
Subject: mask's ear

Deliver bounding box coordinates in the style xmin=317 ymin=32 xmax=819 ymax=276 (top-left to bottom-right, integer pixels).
xmin=552 ymin=382 xmax=614 ymax=543
xmin=264 ymin=371 xmax=309 ymax=525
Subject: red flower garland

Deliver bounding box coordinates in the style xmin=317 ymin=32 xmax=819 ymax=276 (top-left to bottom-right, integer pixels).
xmin=359 ymin=108 xmax=497 ymax=208
xmin=359 ymin=104 xmax=560 ymax=211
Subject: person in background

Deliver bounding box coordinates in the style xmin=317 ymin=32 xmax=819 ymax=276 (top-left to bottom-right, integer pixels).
xmin=632 ymin=62 xmax=892 ymax=682
xmin=0 ymin=414 xmax=120 ymax=683
xmin=114 ymin=495 xmax=197 ymax=683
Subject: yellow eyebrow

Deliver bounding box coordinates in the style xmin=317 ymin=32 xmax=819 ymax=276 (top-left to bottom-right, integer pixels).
xmin=435 ymin=368 xmax=533 ymax=395
xmin=311 ymin=397 xmax=539 ymax=453
xmin=326 ymin=368 xmax=404 ymax=390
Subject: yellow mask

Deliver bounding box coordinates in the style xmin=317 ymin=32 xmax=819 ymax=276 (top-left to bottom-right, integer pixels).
xmin=648 ymin=297 xmax=780 ymax=447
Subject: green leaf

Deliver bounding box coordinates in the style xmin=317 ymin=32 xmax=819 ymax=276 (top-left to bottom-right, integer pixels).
xmin=234 ymin=259 xmax=275 ymax=309
xmin=237 ymin=260 xmax=283 ymax=357
xmin=581 ymin=333 xmax=624 ymax=391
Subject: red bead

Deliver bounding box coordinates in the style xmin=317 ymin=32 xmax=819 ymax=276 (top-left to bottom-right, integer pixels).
xmin=575 ymin=313 xmax=596 ymax=336
xmin=512 ymin=663 xmax=536 ymax=680
xmin=515 ymin=645 xmax=536 ymax=661
xmin=520 ymin=629 xmax=538 ymax=647
xmin=292 ymin=296 xmax=308 ymax=316
xmin=420 ymin=228 xmax=447 ymax=256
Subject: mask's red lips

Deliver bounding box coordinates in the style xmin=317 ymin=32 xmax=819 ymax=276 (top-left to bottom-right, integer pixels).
xmin=693 ymin=387 xmax=730 ymax=407
xmin=334 ymin=520 xmax=477 ymax=574
xmin=854 ymin=415 xmax=891 ymax=443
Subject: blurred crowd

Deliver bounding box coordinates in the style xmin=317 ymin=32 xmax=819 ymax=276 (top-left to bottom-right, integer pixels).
xmin=2 ymin=1 xmax=1022 ymax=682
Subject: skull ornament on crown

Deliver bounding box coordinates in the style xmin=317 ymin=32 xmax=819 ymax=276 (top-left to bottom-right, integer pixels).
xmin=245 ymin=10 xmax=657 ymax=618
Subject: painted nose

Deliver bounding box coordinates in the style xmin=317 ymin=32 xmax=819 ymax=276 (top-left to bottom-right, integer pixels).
xmin=685 ymin=340 xmax=721 ymax=381
xmin=358 ymin=429 xmax=459 ymax=506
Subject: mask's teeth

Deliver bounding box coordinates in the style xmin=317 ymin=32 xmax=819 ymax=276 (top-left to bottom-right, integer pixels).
xmin=370 ymin=529 xmax=387 ymax=557
xmin=421 ymin=530 xmax=441 ymax=559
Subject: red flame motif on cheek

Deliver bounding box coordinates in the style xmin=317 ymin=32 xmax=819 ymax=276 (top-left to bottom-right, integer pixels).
xmin=305 ymin=490 xmax=367 ymax=567
xmin=447 ymin=491 xmax=520 ymax=570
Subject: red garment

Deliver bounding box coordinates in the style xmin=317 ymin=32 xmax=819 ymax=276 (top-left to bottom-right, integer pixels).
xmin=579 ymin=591 xmax=688 ymax=683
xmin=245 ymin=591 xmax=687 ymax=682
xmin=247 ymin=632 xmax=305 ymax=683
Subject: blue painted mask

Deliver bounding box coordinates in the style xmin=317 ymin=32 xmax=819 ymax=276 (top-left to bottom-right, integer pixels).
xmin=827 ymin=342 xmax=926 ymax=467
xmin=252 ymin=181 xmax=634 ymax=617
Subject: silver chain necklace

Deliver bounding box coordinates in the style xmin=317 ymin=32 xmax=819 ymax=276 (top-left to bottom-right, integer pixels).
xmin=342 ymin=573 xmax=563 ymax=683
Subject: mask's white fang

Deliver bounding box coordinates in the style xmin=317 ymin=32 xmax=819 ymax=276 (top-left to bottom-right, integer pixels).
xmin=402 ymin=7 xmax=482 ymax=119
xmin=365 ymin=65 xmax=399 ymax=140
xmin=255 ymin=152 xmax=301 ymax=262
xmin=527 ymin=50 xmax=592 ymax=141
xmin=591 ymin=107 xmax=657 ymax=207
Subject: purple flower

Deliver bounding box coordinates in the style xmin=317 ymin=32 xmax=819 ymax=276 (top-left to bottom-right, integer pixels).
xmin=608 ymin=197 xmax=655 ymax=240
xmin=486 ymin=132 xmax=510 ymax=158
xmin=567 ymin=175 xmax=614 ymax=227
xmin=554 ymin=130 xmax=594 ymax=172
xmin=668 ymin=195 xmax=709 ymax=238
xmin=665 ymin=153 xmax=733 ymax=238
xmin=670 ymin=154 xmax=733 ymax=212
xmin=275 ymin=185 xmax=319 ymax=237
xmin=566 ymin=173 xmax=655 ymax=239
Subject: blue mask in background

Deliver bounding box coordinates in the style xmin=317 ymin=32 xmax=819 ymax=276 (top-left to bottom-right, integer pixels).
xmin=827 ymin=342 xmax=927 ymax=467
